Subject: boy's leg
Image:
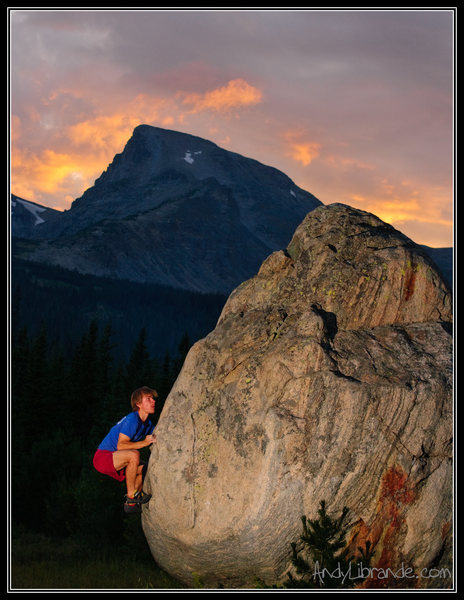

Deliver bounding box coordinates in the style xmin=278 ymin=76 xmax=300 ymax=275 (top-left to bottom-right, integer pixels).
xmin=112 ymin=451 xmax=151 ymax=512
xmin=112 ymin=449 xmax=140 ymax=498
xmin=134 ymin=464 xmax=144 ymax=495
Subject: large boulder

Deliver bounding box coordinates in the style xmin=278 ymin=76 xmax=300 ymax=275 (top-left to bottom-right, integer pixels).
xmin=142 ymin=204 xmax=453 ymax=588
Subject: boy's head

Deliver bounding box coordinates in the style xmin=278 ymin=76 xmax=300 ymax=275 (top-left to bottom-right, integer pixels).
xmin=131 ymin=386 xmax=158 ymax=411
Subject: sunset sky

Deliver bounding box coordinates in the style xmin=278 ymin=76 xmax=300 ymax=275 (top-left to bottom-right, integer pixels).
xmin=10 ymin=9 xmax=455 ymax=247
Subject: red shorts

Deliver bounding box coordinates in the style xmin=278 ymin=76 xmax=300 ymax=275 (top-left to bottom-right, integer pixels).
xmin=93 ymin=449 xmax=126 ymax=482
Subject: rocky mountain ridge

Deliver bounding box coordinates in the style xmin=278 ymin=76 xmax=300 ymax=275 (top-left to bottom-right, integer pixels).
xmin=11 ymin=125 xmax=322 ymax=294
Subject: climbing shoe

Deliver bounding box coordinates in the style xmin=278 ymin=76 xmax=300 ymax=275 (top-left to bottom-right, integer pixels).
xmin=133 ymin=490 xmax=152 ymax=504
xmin=123 ymin=496 xmax=142 ymax=514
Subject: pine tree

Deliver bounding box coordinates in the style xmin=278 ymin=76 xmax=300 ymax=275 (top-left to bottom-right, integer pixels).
xmin=46 ymin=342 xmax=67 ymax=425
xmin=98 ymin=323 xmax=115 ymax=394
xmin=11 ymin=283 xmax=22 ymax=337
xmin=23 ymin=326 xmax=53 ymax=433
xmin=110 ymin=361 xmax=131 ymax=419
xmin=285 ymin=501 xmax=374 ymax=589
xmin=11 ymin=326 xmax=31 ymax=429
xmin=125 ymin=328 xmax=155 ymax=394
xmin=173 ymin=332 xmax=191 ymax=375
xmin=68 ymin=320 xmax=100 ymax=437
xmin=90 ymin=322 xmax=117 ymax=443
xmin=158 ymin=350 xmax=173 ymax=400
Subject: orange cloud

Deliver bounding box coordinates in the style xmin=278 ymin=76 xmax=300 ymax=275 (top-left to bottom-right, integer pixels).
xmin=67 ymin=94 xmax=168 ymax=150
xmin=289 ymin=141 xmax=321 ymax=166
xmin=181 ymin=78 xmax=263 ymax=114
xmin=347 ymin=178 xmax=453 ymax=246
xmin=12 ymin=146 xmax=99 ymax=200
xmin=11 ymin=93 xmax=177 ymax=207
xmin=349 ymin=178 xmax=424 ymax=225
xmin=294 ymin=152 xmax=452 ymax=246
xmin=68 ymin=115 xmax=139 ymax=151
xmin=283 ymin=130 xmax=321 ymax=167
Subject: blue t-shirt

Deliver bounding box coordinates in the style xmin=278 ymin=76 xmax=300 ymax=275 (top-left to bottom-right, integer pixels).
xmin=98 ymin=411 xmax=155 ymax=452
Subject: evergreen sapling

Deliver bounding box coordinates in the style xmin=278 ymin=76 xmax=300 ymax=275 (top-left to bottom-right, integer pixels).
xmin=285 ymin=500 xmax=374 ymax=589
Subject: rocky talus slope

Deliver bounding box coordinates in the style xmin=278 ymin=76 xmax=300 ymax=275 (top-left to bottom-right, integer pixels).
xmin=142 ymin=204 xmax=453 ymax=588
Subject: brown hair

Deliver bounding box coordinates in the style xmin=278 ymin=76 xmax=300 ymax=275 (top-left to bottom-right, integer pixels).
xmin=130 ymin=386 xmax=158 ymax=411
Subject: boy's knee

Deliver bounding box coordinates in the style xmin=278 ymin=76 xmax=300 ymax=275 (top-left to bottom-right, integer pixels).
xmin=128 ymin=450 xmax=140 ymax=464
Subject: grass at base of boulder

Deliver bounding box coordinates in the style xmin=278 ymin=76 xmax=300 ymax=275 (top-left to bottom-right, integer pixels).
xmin=10 ymin=533 xmax=184 ymax=590
xmin=12 ymin=558 xmax=183 ymax=590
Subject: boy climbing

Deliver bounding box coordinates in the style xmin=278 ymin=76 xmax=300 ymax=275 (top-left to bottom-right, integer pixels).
xmin=93 ymin=386 xmax=158 ymax=513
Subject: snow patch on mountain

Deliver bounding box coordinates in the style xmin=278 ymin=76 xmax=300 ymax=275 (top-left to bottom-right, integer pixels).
xmin=12 ymin=197 xmax=47 ymax=225
xmin=183 ymin=150 xmax=202 ymax=164
xmin=183 ymin=151 xmax=194 ymax=164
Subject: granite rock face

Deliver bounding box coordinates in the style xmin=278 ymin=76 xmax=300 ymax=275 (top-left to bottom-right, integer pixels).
xmin=142 ymin=204 xmax=453 ymax=588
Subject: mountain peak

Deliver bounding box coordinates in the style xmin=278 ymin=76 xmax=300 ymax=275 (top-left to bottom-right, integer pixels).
xmin=12 ymin=127 xmax=322 ymax=293
xmin=91 ymin=124 xmax=223 ymax=191
xmin=94 ymin=123 xmax=302 ymax=193
xmin=131 ymin=123 xmax=219 ymax=147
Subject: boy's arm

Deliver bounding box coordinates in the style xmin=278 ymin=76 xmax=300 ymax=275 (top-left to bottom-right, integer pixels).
xmin=116 ymin=432 xmax=156 ymax=450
